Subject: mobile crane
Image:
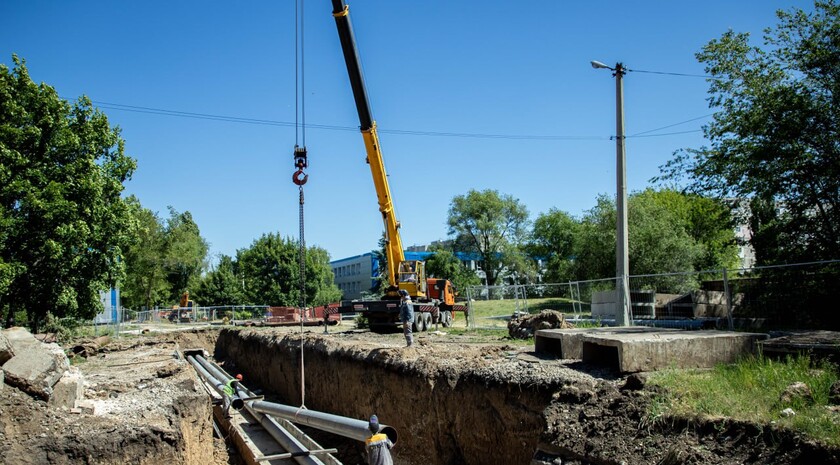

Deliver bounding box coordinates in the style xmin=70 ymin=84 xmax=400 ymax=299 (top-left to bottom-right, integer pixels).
xmin=331 ymin=0 xmax=465 ymax=331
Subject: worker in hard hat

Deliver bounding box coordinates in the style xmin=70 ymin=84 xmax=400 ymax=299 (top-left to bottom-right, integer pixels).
xmin=222 ymin=374 xmax=243 ymax=418
xmin=365 ymin=415 xmax=393 ymax=465
xmin=399 ymin=289 xmax=413 ymax=347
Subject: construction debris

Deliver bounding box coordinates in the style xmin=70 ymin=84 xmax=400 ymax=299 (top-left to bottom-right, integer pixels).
xmin=508 ymin=310 xmax=575 ymax=339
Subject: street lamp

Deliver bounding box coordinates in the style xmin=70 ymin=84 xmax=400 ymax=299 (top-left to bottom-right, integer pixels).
xmin=591 ymin=60 xmax=631 ymax=327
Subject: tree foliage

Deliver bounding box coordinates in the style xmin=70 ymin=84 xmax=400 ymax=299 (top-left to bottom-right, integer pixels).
xmin=120 ymin=196 xmax=167 ymax=310
xmin=120 ymin=201 xmax=208 ymax=309
xmin=162 ymin=207 xmax=208 ymax=303
xmin=423 ymin=247 xmax=480 ymax=293
xmin=530 ymin=190 xmax=739 ymax=289
xmin=446 ymin=189 xmax=529 ymax=286
xmin=658 ymin=1 xmax=840 ymax=263
xmin=0 ymin=56 xmax=136 ymax=330
xmin=198 ymin=254 xmax=244 ymax=306
xmin=527 ymin=208 xmax=580 ymax=283
xmin=235 ymin=233 xmax=340 ymax=307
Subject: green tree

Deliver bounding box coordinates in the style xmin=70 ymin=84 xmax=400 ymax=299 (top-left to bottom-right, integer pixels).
xmin=0 ymin=56 xmax=136 ymax=330
xmin=572 ymin=190 xmax=730 ymax=291
xmin=573 ymin=196 xmax=616 ymax=281
xmin=121 ymin=196 xmax=169 ymax=310
xmin=236 ymin=233 xmax=340 ymax=307
xmin=658 ymin=1 xmax=840 ymax=264
xmin=423 ymin=247 xmax=480 ymax=294
xmin=447 ymin=189 xmax=530 ymax=286
xmin=198 ymin=255 xmax=245 ymax=306
xmin=528 ymin=208 xmax=580 ymax=283
xmin=162 ymin=207 xmax=208 ymax=303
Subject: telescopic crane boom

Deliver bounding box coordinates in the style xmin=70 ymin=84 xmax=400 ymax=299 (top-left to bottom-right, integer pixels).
xmin=331 ymin=0 xmax=425 ymax=299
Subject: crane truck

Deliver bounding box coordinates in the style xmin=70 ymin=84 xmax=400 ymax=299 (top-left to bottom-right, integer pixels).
xmin=330 ymin=0 xmax=467 ymax=332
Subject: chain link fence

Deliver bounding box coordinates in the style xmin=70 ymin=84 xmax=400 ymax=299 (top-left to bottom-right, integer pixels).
xmin=465 ymin=260 xmax=840 ymax=331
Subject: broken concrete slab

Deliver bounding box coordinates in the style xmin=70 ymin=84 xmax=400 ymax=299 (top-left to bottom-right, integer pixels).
xmin=49 ymin=367 xmax=84 ymax=409
xmin=0 ymin=331 xmax=14 ymax=365
xmin=3 ymin=327 xmax=70 ymax=400
xmin=535 ymin=326 xmax=674 ymax=359
xmin=580 ymin=330 xmax=768 ymax=373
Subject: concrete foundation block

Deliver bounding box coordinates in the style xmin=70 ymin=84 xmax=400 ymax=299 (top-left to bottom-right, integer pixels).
xmin=49 ymin=367 xmax=84 ymax=409
xmin=535 ymin=326 xmax=674 ymax=359
xmin=0 ymin=331 xmax=14 ymax=365
xmin=581 ymin=330 xmax=768 ymax=373
xmin=2 ymin=327 xmax=70 ymax=400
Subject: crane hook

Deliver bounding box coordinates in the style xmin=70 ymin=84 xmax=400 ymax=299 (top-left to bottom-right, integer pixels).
xmin=292 ymin=169 xmax=308 ymax=186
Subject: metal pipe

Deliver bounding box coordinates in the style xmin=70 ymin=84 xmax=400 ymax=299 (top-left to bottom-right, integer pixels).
xmin=191 ymin=355 xmax=325 ymax=465
xmin=188 ymin=355 xmax=244 ymax=409
xmin=193 ymin=355 xmax=397 ymax=446
xmin=251 ymin=400 xmax=398 ymax=445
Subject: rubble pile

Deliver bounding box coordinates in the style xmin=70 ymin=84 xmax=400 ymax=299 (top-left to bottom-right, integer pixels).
xmin=507 ymin=309 xmax=575 ymax=339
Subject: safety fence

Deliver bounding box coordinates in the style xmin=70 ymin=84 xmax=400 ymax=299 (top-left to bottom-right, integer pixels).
xmin=465 ymin=259 xmax=840 ymax=331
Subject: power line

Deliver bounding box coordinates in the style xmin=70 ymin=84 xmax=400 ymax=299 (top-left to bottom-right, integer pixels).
xmin=92 ymin=99 xmax=706 ymax=142
xmin=630 ymin=113 xmax=713 ymax=137
xmin=629 ymin=68 xmax=718 ymax=79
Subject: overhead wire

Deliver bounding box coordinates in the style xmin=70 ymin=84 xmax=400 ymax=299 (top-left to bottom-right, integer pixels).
xmin=92 ymin=100 xmax=713 ymax=141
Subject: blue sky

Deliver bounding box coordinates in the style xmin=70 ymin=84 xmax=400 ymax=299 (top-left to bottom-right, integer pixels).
xmin=1 ymin=1 xmax=813 ymax=263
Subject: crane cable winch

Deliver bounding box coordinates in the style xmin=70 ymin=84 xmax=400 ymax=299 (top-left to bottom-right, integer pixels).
xmin=292 ymin=0 xmax=308 ymax=411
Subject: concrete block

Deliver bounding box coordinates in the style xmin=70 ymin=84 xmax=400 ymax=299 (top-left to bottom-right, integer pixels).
xmin=0 ymin=331 xmax=14 ymax=365
xmin=580 ymin=330 xmax=768 ymax=373
xmin=535 ymin=326 xmax=673 ymax=359
xmin=2 ymin=327 xmax=70 ymax=400
xmin=591 ymin=290 xmax=615 ymax=319
xmin=76 ymin=399 xmax=96 ymax=415
xmin=48 ymin=367 xmax=84 ymax=409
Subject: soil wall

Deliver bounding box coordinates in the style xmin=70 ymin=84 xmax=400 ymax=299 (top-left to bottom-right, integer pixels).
xmin=216 ymin=329 xmax=559 ymax=465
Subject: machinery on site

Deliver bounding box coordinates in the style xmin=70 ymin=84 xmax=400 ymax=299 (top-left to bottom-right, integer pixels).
xmin=330 ymin=0 xmax=466 ymax=331
xmin=169 ymin=291 xmax=196 ymax=323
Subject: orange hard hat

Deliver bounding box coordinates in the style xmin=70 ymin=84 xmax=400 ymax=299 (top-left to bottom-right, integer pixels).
xmin=235 ymin=374 xmax=243 ymax=381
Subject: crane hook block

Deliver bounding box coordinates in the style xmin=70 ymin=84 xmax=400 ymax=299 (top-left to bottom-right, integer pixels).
xmin=292 ymin=169 xmax=308 ymax=186
xmin=293 ymin=145 xmax=308 ymax=170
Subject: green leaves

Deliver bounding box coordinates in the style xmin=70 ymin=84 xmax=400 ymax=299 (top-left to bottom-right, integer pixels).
xmin=447 ymin=189 xmax=530 ymax=286
xmin=1 ymin=56 xmax=136 ymax=329
xmin=660 ymin=1 xmax=840 ymax=264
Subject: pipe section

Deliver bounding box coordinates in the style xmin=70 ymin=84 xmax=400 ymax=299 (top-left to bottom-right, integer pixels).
xmin=187 ymin=355 xmax=243 ymax=410
xmin=191 ymin=355 xmax=329 ymax=465
xmin=251 ymin=400 xmax=398 ymax=446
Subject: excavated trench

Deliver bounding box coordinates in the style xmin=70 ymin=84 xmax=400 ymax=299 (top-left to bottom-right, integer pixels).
xmin=206 ymin=328 xmax=840 ymax=465
xmin=214 ymin=328 xmax=564 ymax=465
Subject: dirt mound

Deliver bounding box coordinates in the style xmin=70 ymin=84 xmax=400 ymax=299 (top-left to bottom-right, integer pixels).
xmin=508 ymin=310 xmax=574 ymax=339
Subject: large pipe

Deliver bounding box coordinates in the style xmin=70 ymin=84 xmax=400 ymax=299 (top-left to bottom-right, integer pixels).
xmin=186 ymin=356 xmax=244 ymax=410
xmin=251 ymin=400 xmax=398 ymax=445
xmin=192 ymin=355 xmax=397 ymax=445
xmin=190 ymin=355 xmax=325 ymax=465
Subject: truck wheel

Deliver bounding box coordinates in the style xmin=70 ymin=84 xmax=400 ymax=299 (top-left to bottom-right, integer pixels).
xmin=442 ymin=311 xmax=453 ymax=327
xmin=422 ymin=313 xmax=432 ymax=331
xmin=413 ymin=314 xmax=423 ymax=333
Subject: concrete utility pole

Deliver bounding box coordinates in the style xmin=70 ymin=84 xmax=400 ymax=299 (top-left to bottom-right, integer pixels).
xmin=591 ymin=60 xmax=631 ymax=326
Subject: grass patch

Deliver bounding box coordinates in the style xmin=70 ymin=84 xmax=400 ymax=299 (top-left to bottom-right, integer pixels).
xmin=467 ymin=297 xmax=593 ymax=329
xmin=647 ymin=354 xmax=840 ymax=447
xmin=443 ymin=327 xmax=533 ymax=346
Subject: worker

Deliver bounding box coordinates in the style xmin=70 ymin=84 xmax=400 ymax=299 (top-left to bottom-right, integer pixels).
xmin=365 ymin=415 xmax=394 ymax=465
xmin=222 ymin=374 xmax=243 ymax=418
xmin=399 ymin=289 xmax=413 ymax=347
